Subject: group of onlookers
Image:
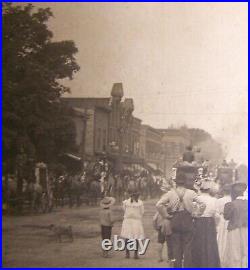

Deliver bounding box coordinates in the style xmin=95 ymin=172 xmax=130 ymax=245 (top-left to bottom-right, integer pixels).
xmin=99 ymin=170 xmax=248 ymax=268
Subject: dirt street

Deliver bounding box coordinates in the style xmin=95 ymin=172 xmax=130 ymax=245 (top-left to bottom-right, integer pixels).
xmin=3 ymin=199 xmax=171 ymax=268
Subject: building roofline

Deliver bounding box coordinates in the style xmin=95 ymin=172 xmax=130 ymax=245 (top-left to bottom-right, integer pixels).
xmin=61 ymin=97 xmax=110 ymax=101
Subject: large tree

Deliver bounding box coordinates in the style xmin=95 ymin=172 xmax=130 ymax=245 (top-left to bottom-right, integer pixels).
xmin=3 ymin=3 xmax=80 ymax=173
xmin=187 ymin=128 xmax=225 ymax=165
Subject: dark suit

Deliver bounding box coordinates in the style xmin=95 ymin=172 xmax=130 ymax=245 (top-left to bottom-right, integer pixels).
xmin=183 ymin=150 xmax=195 ymax=163
xmin=224 ymin=199 xmax=248 ymax=230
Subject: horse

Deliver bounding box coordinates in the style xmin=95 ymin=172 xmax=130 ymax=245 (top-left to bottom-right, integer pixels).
xmin=3 ymin=176 xmax=20 ymax=211
xmin=138 ymin=177 xmax=148 ymax=200
xmin=53 ymin=176 xmax=68 ymax=207
xmin=115 ymin=175 xmax=124 ymax=202
xmin=24 ymin=181 xmax=43 ymax=213
xmin=88 ymin=179 xmax=101 ymax=206
xmin=68 ymin=175 xmax=84 ymax=208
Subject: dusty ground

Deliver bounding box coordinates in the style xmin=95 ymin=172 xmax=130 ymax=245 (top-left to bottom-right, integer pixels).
xmin=3 ymin=199 xmax=171 ymax=268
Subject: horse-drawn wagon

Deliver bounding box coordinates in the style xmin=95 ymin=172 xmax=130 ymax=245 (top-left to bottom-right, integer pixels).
xmin=33 ymin=162 xmax=54 ymax=213
xmin=21 ymin=162 xmax=53 ymax=213
xmin=215 ymin=166 xmax=238 ymax=187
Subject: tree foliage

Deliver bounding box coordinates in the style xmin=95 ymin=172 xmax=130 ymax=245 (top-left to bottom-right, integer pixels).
xmin=3 ymin=3 xmax=80 ymax=173
xmin=187 ymin=128 xmax=224 ymax=164
xmin=188 ymin=128 xmax=212 ymax=145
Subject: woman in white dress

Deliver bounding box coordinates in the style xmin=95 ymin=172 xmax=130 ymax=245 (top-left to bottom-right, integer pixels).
xmin=120 ymin=190 xmax=145 ymax=259
xmin=216 ymin=184 xmax=231 ymax=267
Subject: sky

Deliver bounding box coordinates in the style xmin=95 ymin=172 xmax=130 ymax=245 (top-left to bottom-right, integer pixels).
xmin=31 ymin=2 xmax=248 ymax=164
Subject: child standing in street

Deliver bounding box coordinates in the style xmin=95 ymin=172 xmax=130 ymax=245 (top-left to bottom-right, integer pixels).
xmin=99 ymin=196 xmax=116 ymax=258
xmin=120 ymin=190 xmax=145 ymax=259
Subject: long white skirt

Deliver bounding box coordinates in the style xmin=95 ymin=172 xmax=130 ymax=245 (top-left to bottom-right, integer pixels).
xmin=217 ymin=216 xmax=229 ymax=266
xmin=224 ymin=227 xmax=248 ymax=268
xmin=120 ymin=218 xmax=145 ymax=240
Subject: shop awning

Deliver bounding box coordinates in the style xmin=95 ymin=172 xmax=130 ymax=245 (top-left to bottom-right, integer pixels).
xmin=62 ymin=153 xmax=82 ymax=161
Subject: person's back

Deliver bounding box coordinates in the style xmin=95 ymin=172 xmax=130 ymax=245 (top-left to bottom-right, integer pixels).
xmin=195 ymin=151 xmax=204 ymax=165
xmin=158 ymin=187 xmax=198 ymax=214
xmin=156 ymin=172 xmax=205 ymax=268
xmin=123 ymin=198 xmax=144 ymax=219
xmin=197 ymin=192 xmax=217 ymax=217
xmin=223 ymin=182 xmax=248 ymax=268
xmin=183 ymin=146 xmax=194 ymax=163
xmin=225 ymin=199 xmax=248 ymax=230
xmin=100 ymin=207 xmax=113 ymax=226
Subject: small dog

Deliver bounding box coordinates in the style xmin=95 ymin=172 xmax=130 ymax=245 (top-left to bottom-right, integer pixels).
xmin=49 ymin=224 xmax=74 ymax=243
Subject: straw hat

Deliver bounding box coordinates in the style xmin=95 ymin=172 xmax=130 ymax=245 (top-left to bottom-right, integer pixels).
xmin=100 ymin=196 xmax=116 ymax=208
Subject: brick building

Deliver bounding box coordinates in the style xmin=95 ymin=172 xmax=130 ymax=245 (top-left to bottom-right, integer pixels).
xmin=62 ymin=83 xmax=179 ymax=175
xmin=71 ymin=107 xmax=88 ymax=158
xmin=61 ymin=97 xmax=111 ymax=159
xmin=62 ymin=83 xmax=144 ymax=171
xmin=140 ymin=125 xmax=164 ymax=172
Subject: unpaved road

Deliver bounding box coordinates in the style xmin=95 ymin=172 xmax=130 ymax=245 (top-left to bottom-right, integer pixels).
xmin=3 ymin=199 xmax=171 ymax=268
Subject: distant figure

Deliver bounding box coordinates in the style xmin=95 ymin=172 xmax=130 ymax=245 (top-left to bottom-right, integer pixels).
xmin=228 ymin=159 xmax=237 ymax=169
xmin=221 ymin=160 xmax=229 ymax=168
xmin=194 ymin=147 xmax=204 ymax=165
xmin=183 ymin=145 xmax=195 ymax=163
xmin=202 ymin=159 xmax=210 ymax=174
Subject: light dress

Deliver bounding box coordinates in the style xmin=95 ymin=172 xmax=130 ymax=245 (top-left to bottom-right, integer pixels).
xmin=216 ymin=195 xmax=231 ymax=266
xmin=120 ymin=199 xmax=145 ymax=240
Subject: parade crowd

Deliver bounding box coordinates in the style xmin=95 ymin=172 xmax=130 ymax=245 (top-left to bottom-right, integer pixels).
xmin=3 ymin=147 xmax=248 ymax=268
xmin=99 ymin=147 xmax=248 ymax=268
xmin=3 ymin=156 xmax=164 ymax=213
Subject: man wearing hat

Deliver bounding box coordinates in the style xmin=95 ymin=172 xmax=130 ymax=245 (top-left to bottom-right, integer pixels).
xmin=99 ymin=196 xmax=116 ymax=258
xmin=224 ymin=182 xmax=248 ymax=268
xmin=156 ymin=172 xmax=205 ymax=268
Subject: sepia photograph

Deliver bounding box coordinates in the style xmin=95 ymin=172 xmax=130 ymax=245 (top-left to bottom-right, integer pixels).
xmin=2 ymin=2 xmax=248 ymax=268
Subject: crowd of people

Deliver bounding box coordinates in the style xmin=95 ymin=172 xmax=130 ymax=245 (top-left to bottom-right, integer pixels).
xmin=2 ymin=156 xmax=165 ymax=213
xmin=50 ymin=161 xmax=165 ymax=208
xmin=98 ymin=150 xmax=248 ymax=268
xmin=99 ymin=179 xmax=248 ymax=268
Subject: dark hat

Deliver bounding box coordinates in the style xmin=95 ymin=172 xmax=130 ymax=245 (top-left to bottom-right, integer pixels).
xmin=231 ymin=182 xmax=247 ymax=193
xmin=128 ymin=188 xmax=140 ymax=197
xmin=175 ymin=172 xmax=186 ymax=185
